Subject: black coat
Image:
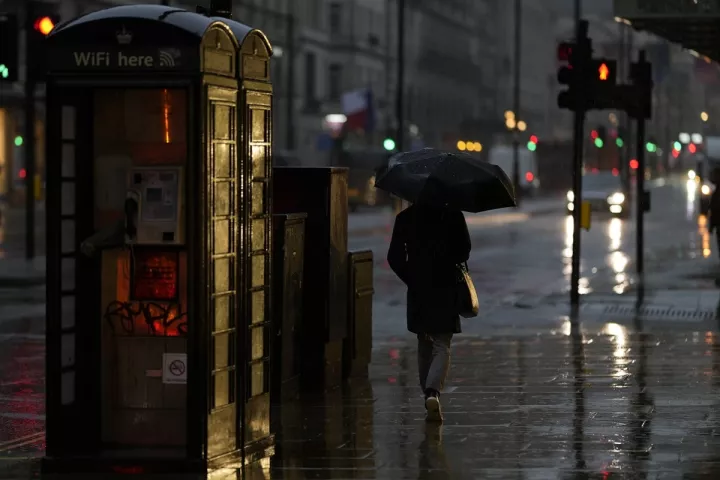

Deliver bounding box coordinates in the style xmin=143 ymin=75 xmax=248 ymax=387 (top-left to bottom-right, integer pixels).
xmin=387 ymin=205 xmax=471 ymax=334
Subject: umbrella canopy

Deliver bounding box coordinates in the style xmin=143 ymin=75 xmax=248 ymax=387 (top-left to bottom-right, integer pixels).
xmin=374 ymin=148 xmax=516 ymax=213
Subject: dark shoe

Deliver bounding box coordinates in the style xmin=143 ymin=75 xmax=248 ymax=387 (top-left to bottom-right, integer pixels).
xmin=425 ymin=392 xmax=443 ymax=422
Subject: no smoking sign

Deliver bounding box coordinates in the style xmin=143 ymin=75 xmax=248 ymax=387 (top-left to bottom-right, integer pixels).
xmin=162 ymin=353 xmax=187 ymax=384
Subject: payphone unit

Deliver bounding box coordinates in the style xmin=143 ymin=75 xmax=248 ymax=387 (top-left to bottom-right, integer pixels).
xmin=125 ymin=167 xmax=184 ymax=245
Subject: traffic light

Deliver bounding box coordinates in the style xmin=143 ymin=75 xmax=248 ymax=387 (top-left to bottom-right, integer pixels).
xmin=0 ymin=13 xmax=18 ymax=83
xmin=557 ymin=41 xmax=584 ymax=111
xmin=527 ymin=135 xmax=538 ymax=151
xmin=26 ymin=3 xmax=60 ymax=81
xmin=616 ymin=127 xmax=626 ymax=148
xmin=689 ymin=143 xmax=697 ymax=154
xmin=383 ymin=137 xmax=396 ymax=151
xmin=592 ymin=126 xmax=606 ymax=148
xmin=586 ymin=59 xmax=617 ymax=110
xmin=14 ymin=135 xmax=23 ymax=146
xmin=628 ymin=53 xmax=653 ymax=119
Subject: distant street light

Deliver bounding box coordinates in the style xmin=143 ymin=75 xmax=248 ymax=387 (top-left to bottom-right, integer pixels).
xmin=701 ymin=111 xmax=709 ymax=122
xmin=504 ymin=110 xmax=515 ymax=120
xmin=517 ymin=120 xmax=527 ymax=132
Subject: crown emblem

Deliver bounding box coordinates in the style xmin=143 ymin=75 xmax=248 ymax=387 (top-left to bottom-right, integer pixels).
xmin=116 ymin=26 xmax=132 ymax=45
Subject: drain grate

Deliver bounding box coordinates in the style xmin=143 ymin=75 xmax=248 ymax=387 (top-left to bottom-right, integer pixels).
xmin=599 ymin=304 xmax=716 ymax=321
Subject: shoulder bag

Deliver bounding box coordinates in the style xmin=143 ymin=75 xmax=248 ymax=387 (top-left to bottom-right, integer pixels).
xmin=457 ymin=262 xmax=479 ymax=318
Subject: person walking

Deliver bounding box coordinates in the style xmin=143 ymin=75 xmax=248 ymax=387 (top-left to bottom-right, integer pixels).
xmin=387 ymin=202 xmax=471 ymax=422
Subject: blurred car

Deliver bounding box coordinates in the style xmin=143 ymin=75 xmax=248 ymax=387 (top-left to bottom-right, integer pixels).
xmin=567 ymin=171 xmax=629 ymax=218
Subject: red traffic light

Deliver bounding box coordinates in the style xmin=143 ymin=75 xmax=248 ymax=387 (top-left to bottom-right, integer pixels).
xmin=34 ymin=16 xmax=55 ymax=35
xmin=557 ymin=42 xmax=573 ymax=62
xmin=671 ymin=149 xmax=680 ymax=158
xmin=629 ymin=159 xmax=639 ymax=170
xmin=689 ymin=143 xmax=697 ymax=153
xmin=590 ymin=130 xmax=598 ymax=139
xmin=529 ymin=135 xmax=538 ymax=144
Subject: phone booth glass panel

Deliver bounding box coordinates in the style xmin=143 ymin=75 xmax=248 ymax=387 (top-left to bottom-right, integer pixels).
xmin=91 ymin=87 xmax=189 ymax=446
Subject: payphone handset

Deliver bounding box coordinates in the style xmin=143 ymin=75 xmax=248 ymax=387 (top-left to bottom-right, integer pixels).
xmin=125 ymin=167 xmax=184 ymax=245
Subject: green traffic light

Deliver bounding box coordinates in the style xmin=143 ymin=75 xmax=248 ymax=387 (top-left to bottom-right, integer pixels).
xmin=645 ymin=142 xmax=656 ymax=153
xmin=14 ymin=136 xmax=23 ymax=147
xmin=526 ymin=141 xmax=537 ymax=152
xmin=673 ymin=141 xmax=682 ymax=151
xmin=0 ymin=64 xmax=7 ymax=79
xmin=383 ymin=138 xmax=396 ymax=151
xmin=594 ymin=138 xmax=603 ymax=148
xmin=616 ymin=138 xmax=624 ymax=148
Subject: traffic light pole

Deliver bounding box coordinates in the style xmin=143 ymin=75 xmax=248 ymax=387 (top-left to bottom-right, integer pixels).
xmin=24 ymin=5 xmax=36 ymax=260
xmin=635 ymin=50 xmax=647 ymax=278
xmin=395 ymin=0 xmax=404 ymax=153
xmin=392 ymin=0 xmax=405 ymax=214
xmin=511 ymin=0 xmax=522 ymax=206
xmin=569 ymin=20 xmax=588 ymax=309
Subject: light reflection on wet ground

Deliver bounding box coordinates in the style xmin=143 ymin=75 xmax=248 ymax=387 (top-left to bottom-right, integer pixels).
xmin=5 ymin=315 xmax=720 ymax=478
xmin=261 ymin=317 xmax=720 ymax=479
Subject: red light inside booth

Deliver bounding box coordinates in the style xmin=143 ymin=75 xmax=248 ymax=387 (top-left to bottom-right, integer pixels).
xmin=18 ymin=168 xmax=26 ymax=179
xmin=132 ymin=251 xmax=179 ymax=301
xmin=629 ymin=159 xmax=639 ymax=169
xmin=689 ymin=143 xmax=697 ymax=153
xmin=612 ymin=168 xmax=619 ymax=176
xmin=591 ymin=168 xmax=599 ymax=173
xmin=525 ymin=172 xmax=534 ymax=182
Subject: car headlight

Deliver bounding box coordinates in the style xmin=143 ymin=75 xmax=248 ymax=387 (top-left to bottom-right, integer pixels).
xmin=607 ymin=192 xmax=625 ymax=204
xmin=566 ymin=190 xmax=574 ymax=202
xmin=702 ymin=184 xmax=711 ymax=195
xmin=688 ymin=170 xmax=696 ymax=180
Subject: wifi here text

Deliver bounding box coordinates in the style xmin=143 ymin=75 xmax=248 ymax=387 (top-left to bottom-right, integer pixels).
xmin=73 ymin=50 xmax=176 ymax=68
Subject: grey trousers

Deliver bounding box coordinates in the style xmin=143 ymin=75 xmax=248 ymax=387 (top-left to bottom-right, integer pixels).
xmin=417 ymin=333 xmax=453 ymax=393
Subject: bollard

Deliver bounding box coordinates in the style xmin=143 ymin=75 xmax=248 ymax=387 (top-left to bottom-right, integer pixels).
xmin=270 ymin=212 xmax=307 ymax=404
xmin=343 ymin=250 xmax=374 ymax=379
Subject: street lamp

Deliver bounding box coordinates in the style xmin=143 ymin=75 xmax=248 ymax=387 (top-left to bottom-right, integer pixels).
xmin=701 ymin=111 xmax=709 ymax=122
xmin=517 ymin=120 xmax=527 ymax=132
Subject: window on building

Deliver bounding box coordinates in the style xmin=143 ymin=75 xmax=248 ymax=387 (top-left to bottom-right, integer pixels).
xmin=329 ymin=63 xmax=342 ymax=100
xmin=329 ymin=2 xmax=341 ymax=34
xmin=304 ymin=52 xmax=316 ymax=104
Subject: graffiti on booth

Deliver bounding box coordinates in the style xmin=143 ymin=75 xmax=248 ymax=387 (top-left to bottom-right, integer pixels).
xmin=104 ymin=300 xmax=187 ymax=336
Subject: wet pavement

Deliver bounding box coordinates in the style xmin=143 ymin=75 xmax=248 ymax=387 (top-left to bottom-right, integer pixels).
xmin=4 ymin=176 xmax=720 ymax=478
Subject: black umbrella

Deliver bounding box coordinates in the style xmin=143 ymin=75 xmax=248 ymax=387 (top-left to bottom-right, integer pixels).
xmin=374 ymin=148 xmax=516 ymax=213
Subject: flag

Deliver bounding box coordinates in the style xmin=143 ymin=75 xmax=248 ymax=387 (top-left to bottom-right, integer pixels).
xmin=341 ymin=87 xmax=376 ymax=132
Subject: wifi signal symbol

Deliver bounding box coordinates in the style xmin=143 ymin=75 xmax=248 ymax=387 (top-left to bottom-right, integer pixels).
xmin=159 ymin=50 xmax=176 ymax=67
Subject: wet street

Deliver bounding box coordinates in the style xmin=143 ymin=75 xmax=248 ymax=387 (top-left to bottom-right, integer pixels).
xmin=3 ymin=175 xmax=720 ymax=478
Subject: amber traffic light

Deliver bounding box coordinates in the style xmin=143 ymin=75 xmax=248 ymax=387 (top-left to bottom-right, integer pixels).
xmin=598 ymin=62 xmax=609 ymax=81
